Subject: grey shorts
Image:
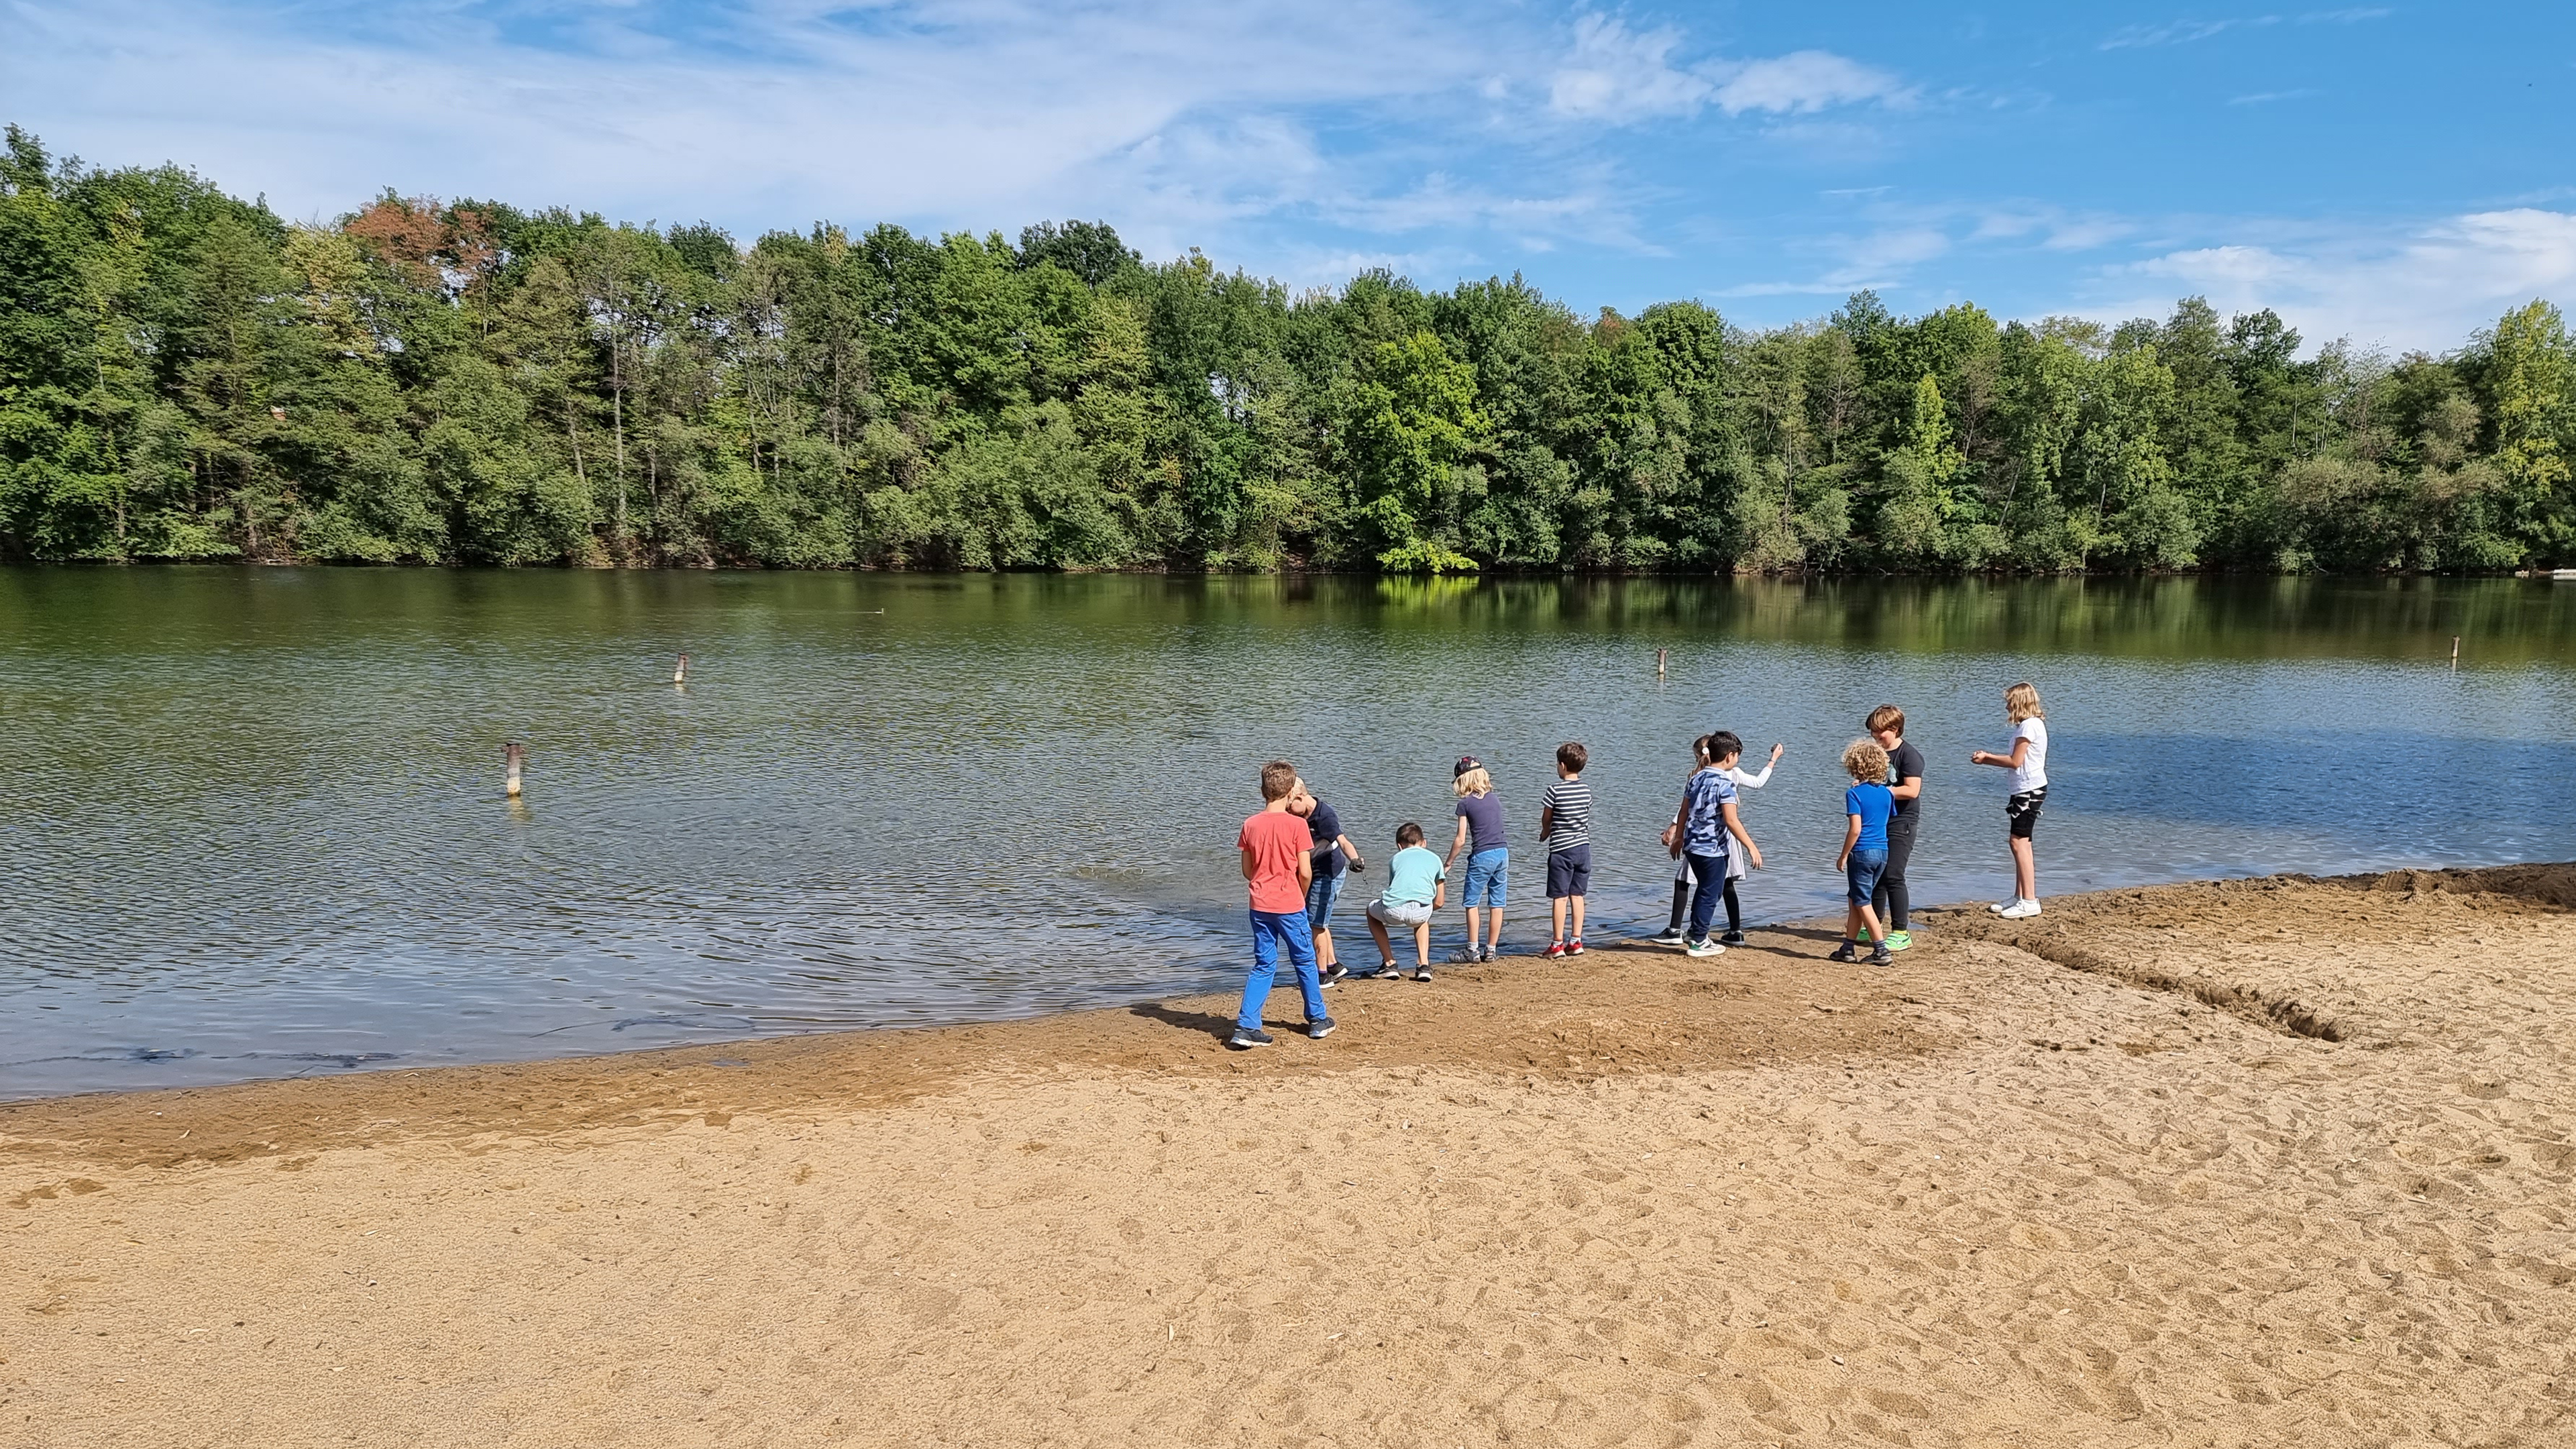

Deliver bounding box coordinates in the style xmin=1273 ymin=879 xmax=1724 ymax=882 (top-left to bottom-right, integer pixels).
xmin=1367 ymin=898 xmax=1434 ymax=928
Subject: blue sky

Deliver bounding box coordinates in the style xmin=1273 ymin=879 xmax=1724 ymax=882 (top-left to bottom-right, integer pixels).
xmin=5 ymin=1 xmax=2572 ymax=350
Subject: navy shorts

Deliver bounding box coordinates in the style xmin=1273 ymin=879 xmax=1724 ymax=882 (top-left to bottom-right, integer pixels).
xmin=1546 ymin=844 xmax=1592 ymax=899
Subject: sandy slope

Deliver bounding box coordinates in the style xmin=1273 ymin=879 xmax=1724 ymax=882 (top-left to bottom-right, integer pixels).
xmin=5 ymin=867 xmax=2574 ymax=1447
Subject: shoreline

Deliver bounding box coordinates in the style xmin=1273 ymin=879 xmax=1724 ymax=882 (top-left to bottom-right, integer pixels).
xmin=5 ymin=861 xmax=2571 ymax=1150
xmin=8 ymin=863 xmax=2573 ymax=1446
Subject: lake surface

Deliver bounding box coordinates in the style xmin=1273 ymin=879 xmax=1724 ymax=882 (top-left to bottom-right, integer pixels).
xmin=4 ymin=568 xmax=2573 ymax=1098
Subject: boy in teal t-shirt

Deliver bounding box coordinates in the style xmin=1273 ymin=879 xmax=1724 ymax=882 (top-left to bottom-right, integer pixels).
xmin=1363 ymin=822 xmax=1448 ymax=981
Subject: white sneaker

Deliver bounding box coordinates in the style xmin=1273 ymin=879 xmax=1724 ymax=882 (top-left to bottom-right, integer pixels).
xmin=1999 ymin=898 xmax=2042 ymax=920
xmin=1683 ymin=937 xmax=1725 ymax=957
xmin=1988 ymin=898 xmax=2020 ymax=914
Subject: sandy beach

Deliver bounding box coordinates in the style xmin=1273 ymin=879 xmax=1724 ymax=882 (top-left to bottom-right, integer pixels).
xmin=7 ymin=865 xmax=2574 ymax=1447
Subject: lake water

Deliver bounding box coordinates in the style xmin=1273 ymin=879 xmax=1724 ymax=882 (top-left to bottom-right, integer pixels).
xmin=4 ymin=568 xmax=2573 ymax=1099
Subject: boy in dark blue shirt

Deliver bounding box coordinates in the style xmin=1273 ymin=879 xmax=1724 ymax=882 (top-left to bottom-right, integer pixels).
xmin=1831 ymin=739 xmax=1896 ymax=967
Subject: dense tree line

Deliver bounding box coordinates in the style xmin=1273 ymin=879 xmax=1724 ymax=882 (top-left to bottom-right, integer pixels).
xmin=3 ymin=127 xmax=2569 ymax=572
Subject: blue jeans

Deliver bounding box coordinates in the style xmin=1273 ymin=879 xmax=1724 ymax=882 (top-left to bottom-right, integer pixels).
xmin=1240 ymin=909 xmax=1326 ymax=1031
xmin=1846 ymin=847 xmax=1889 ymax=906
xmin=1685 ymin=851 xmax=1727 ymax=941
xmin=1462 ymin=848 xmax=1508 ymax=908
xmin=1305 ymin=871 xmax=1345 ymax=934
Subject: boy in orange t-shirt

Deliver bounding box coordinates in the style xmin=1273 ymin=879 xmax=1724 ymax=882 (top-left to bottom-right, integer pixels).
xmin=1232 ymin=760 xmax=1330 ymax=1050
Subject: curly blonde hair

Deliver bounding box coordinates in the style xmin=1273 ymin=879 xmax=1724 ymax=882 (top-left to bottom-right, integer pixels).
xmin=1452 ymin=765 xmax=1493 ymax=798
xmin=1841 ymin=738 xmax=1890 ymax=784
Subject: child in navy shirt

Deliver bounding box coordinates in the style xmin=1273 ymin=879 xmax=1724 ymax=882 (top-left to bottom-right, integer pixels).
xmin=1831 ymin=739 xmax=1896 ymax=967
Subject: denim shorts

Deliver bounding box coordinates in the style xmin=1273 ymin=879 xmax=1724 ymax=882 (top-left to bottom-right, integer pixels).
xmin=1846 ymin=847 xmax=1888 ymax=905
xmin=1305 ymin=870 xmax=1345 ymax=932
xmin=1462 ymin=848 xmax=1507 ymax=908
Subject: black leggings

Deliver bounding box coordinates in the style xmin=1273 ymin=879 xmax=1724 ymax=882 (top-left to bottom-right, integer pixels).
xmin=1872 ymin=810 xmax=1916 ymax=930
xmin=1667 ymin=876 xmax=1742 ymax=933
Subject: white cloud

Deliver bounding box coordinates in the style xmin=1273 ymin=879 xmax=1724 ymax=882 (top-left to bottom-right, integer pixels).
xmin=2097 ymin=209 xmax=2576 ymax=351
xmin=1546 ymin=14 xmax=1900 ymax=124
xmin=1546 ymin=13 xmax=1714 ymax=121
xmin=1713 ymin=51 xmax=1907 ymax=116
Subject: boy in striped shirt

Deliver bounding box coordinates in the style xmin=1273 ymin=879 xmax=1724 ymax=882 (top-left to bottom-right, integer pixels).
xmin=1539 ymin=741 xmax=1593 ymax=959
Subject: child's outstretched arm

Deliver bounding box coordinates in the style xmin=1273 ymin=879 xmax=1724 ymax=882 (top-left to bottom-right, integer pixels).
xmin=1336 ymin=833 xmax=1364 ymax=871
xmin=1721 ymin=799 xmax=1762 ymax=871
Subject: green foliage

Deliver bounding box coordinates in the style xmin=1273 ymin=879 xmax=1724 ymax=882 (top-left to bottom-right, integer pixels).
xmin=1 ymin=126 xmax=2568 ymax=574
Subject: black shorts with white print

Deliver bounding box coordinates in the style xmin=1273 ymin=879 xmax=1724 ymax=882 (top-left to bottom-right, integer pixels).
xmin=2006 ymin=786 xmax=2047 ymax=839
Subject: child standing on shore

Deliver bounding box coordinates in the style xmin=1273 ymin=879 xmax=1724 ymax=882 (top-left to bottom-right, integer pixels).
xmin=1446 ymin=757 xmax=1507 ymax=963
xmin=1291 ymin=784 xmax=1364 ymax=984
xmin=1831 ymin=740 xmax=1897 ymax=967
xmin=1538 ymin=742 xmax=1593 ymax=959
xmin=1670 ymin=731 xmax=1763 ymax=957
xmin=1866 ymin=706 xmax=1924 ymax=952
xmin=1971 ymin=681 xmax=2049 ymax=919
xmin=1657 ymin=734 xmax=1776 ymax=947
xmin=1364 ymin=822 xmax=1448 ymax=981
xmin=1230 ymin=759 xmax=1330 ymax=1051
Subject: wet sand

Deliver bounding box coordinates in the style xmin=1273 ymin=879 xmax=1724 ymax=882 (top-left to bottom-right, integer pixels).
xmin=7 ymin=866 xmax=2575 ymax=1447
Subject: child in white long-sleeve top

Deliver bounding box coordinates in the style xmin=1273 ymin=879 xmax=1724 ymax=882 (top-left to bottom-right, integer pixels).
xmin=1654 ymin=736 xmax=1782 ymax=946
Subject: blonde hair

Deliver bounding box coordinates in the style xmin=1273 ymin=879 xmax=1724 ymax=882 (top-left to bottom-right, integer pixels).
xmin=1452 ymin=766 xmax=1493 ymax=798
xmin=2004 ymin=681 xmax=2045 ymax=722
xmin=1842 ymin=738 xmax=1890 ymax=784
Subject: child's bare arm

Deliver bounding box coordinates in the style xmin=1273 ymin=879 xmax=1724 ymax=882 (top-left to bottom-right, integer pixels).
xmin=1447 ymin=814 xmax=1469 ymax=865
xmin=1240 ymin=847 xmax=1258 ymax=881
xmin=1836 ymin=814 xmax=1860 ymax=870
xmin=1721 ymin=799 xmax=1762 ymax=871
xmin=1971 ymin=739 xmax=2031 ymax=770
xmin=1537 ymin=803 xmax=1556 ymax=841
xmin=1298 ymin=849 xmax=1314 ymax=888
xmin=1336 ymin=833 xmax=1363 ymax=870
xmin=1433 ymin=879 xmax=1446 ymax=910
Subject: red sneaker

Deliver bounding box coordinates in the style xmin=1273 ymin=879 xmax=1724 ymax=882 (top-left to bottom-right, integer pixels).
xmin=1568 ymin=938 xmax=1586 ymax=956
xmin=1542 ymin=941 xmax=1568 ymax=959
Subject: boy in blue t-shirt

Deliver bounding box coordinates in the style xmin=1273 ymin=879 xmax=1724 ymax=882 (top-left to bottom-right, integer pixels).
xmin=1664 ymin=731 xmax=1764 ymax=957
xmin=1832 ymin=739 xmax=1897 ymax=967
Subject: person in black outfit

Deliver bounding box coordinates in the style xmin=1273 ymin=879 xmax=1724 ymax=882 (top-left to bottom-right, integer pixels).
xmin=1866 ymin=705 xmax=1925 ymax=951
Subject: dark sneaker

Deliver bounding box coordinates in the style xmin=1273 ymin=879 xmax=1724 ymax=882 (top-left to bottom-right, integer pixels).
xmin=1720 ymin=930 xmax=1747 ymax=947
xmin=1479 ymin=945 xmax=1498 ymax=963
xmin=1867 ymin=947 xmax=1894 ymax=967
xmin=1542 ymin=941 xmax=1568 ymax=960
xmin=1567 ymin=938 xmax=1585 ymax=957
xmin=1411 ymin=965 xmax=1433 ymax=982
xmin=1227 ymin=1028 xmax=1275 ymax=1051
xmin=1318 ymin=964 xmax=1348 ymax=985
xmin=1447 ymin=947 xmax=1481 ymax=964
xmin=1306 ymin=1016 xmax=1336 ymax=1040
xmin=1827 ymin=943 xmax=1860 ymax=964
xmin=1650 ymin=926 xmax=1686 ymax=946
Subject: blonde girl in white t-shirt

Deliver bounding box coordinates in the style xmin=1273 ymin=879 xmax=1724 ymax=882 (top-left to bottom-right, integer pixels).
xmin=1970 ymin=680 xmax=2049 ymax=918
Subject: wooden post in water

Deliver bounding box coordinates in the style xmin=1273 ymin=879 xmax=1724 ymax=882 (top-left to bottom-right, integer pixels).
xmin=504 ymin=742 xmax=525 ymax=798
xmin=1656 ymin=648 xmax=1668 ymax=680
xmin=674 ymin=653 xmax=690 ymax=685
xmin=2451 ymin=637 xmax=2461 ymax=671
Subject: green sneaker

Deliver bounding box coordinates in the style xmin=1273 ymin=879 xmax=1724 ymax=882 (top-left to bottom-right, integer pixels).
xmin=1883 ymin=930 xmax=1912 ymax=952
xmin=1856 ymin=926 xmax=1875 ymax=945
